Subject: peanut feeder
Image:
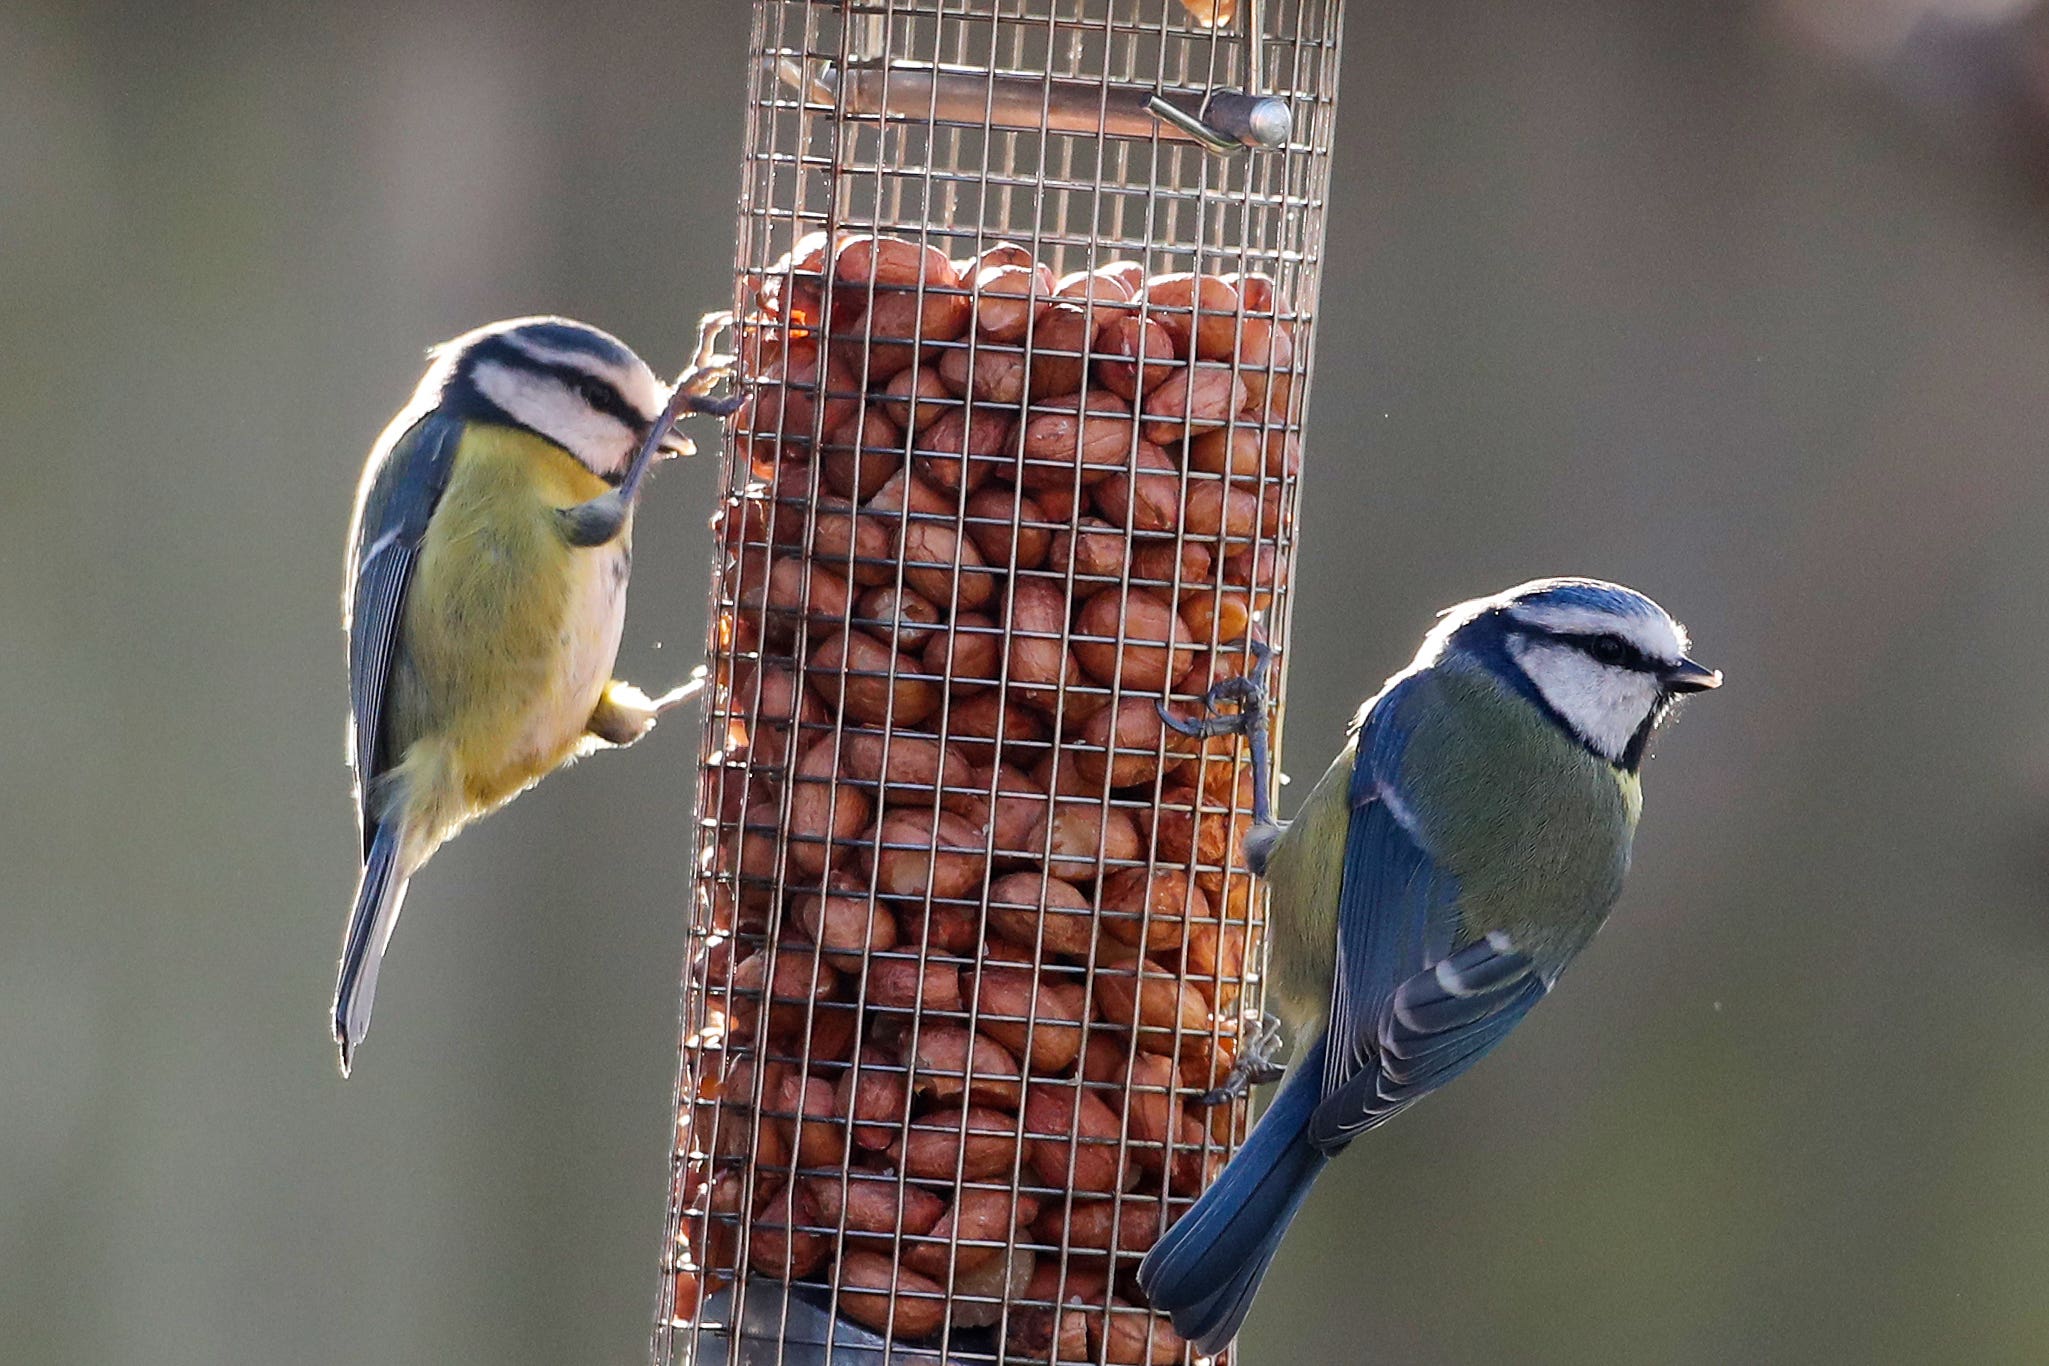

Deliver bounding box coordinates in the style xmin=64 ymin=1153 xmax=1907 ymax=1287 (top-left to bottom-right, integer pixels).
xmin=660 ymin=3 xmax=1344 ymax=1361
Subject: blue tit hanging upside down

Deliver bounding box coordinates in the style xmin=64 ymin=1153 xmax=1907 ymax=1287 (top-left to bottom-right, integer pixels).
xmin=1138 ymin=578 xmax=1722 ymax=1354
xmin=334 ymin=313 xmax=739 ymax=1077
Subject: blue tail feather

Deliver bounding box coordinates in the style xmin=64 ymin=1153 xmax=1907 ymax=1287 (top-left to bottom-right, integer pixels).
xmin=333 ymin=822 xmax=407 ymax=1076
xmin=1138 ymin=1034 xmax=1333 ymax=1355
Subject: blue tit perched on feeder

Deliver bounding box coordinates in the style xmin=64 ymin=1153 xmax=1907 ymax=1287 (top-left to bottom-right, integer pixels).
xmin=1138 ymin=578 xmax=1722 ymax=1353
xmin=334 ymin=313 xmax=738 ymax=1076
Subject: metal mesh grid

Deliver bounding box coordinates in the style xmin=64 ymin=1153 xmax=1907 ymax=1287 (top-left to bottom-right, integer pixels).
xmin=658 ymin=2 xmax=1343 ymax=1362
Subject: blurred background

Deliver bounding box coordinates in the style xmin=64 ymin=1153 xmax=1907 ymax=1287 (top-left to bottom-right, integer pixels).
xmin=7 ymin=1 xmax=2049 ymax=1362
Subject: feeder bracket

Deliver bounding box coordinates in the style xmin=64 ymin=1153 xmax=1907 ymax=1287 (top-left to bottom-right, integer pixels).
xmin=779 ymin=58 xmax=1292 ymax=152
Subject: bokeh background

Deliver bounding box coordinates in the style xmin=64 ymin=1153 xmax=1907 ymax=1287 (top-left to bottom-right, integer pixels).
xmin=8 ymin=1 xmax=2049 ymax=1362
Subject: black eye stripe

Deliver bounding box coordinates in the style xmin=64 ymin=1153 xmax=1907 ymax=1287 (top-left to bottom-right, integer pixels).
xmin=1555 ymin=631 xmax=1658 ymax=673
xmin=547 ymin=363 xmax=646 ymax=431
xmin=460 ymin=337 xmax=652 ymax=435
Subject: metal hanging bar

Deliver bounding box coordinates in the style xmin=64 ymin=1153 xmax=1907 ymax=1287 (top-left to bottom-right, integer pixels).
xmin=782 ymin=59 xmax=1293 ymax=152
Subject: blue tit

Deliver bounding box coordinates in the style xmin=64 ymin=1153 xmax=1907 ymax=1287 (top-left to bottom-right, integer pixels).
xmin=335 ymin=313 xmax=736 ymax=1076
xmin=1138 ymin=578 xmax=1722 ymax=1353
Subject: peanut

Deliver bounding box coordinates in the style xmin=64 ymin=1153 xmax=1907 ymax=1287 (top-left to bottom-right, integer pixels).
xmin=1131 ymin=536 xmax=1211 ymax=588
xmin=1096 ymin=1301 xmax=1188 ymax=1364
xmin=817 ymin=407 xmax=905 ymax=500
xmin=1182 ymin=476 xmax=1265 ymax=544
xmin=788 ymin=738 xmax=874 ymax=876
xmin=947 ymin=1246 xmax=1036 ymax=1329
xmin=836 ymin=1043 xmax=911 ymax=1150
xmin=1034 ymin=1196 xmax=1164 ymax=1259
xmin=836 ymin=1249 xmax=947 ymax=1339
xmin=724 ymin=660 xmax=825 ymax=769
xmin=1141 ymin=271 xmax=1241 ymax=360
xmin=862 ymin=808 xmax=989 ymax=902
xmin=1096 ymin=314 xmax=1180 ymax=400
xmin=1031 ymin=792 xmax=1144 ymax=883
xmin=808 ymin=628 xmax=940 ymax=727
xmin=864 ymin=958 xmax=964 ymax=1014
xmin=923 ymin=609 xmax=1001 ymax=692
xmin=971 ymin=261 xmax=1054 ymax=343
xmin=1140 ymin=364 xmax=1247 ymax=444
xmin=853 ymin=583 xmax=941 ymax=651
xmin=828 ymin=234 xmax=968 ymax=379
xmin=956 ymin=763 xmax=1050 ymax=868
xmin=806 ymin=1169 xmax=945 ymax=1244
xmin=1021 ymin=302 xmax=1099 ymax=399
xmin=733 ymin=343 xmax=860 ymax=460
xmin=1179 ymin=587 xmax=1255 ymax=647
xmin=1072 ymin=588 xmax=1196 ymax=693
xmin=1021 ymin=1081 xmax=1127 ymax=1193
xmin=905 ymin=1185 xmax=1041 ymax=1277
xmin=906 ymin=1025 xmax=1025 ymax=1110
xmin=1048 ymin=516 xmax=1130 ymax=583
xmin=910 ymin=402 xmax=1014 ymax=495
xmin=1116 ymin=1049 xmax=1204 ymax=1184
xmin=1098 ymin=866 xmax=1207 ymax=954
xmin=795 ymin=872 xmax=897 ymax=968
xmin=1092 ymin=951 xmax=1213 ymax=1053
xmin=832 ymin=728 xmax=974 ymax=807
xmin=879 ymin=362 xmax=956 ymax=433
xmin=945 ymin=691 xmax=1055 ymax=770
xmin=764 ymin=1070 xmax=846 ymax=1170
xmin=806 ymin=498 xmax=894 ymax=585
xmin=1018 ymin=391 xmax=1136 ymax=490
xmin=972 ymin=960 xmax=1086 ymax=1074
xmin=937 ymin=342 xmax=1031 ymax=407
xmin=1072 ymin=695 xmax=1175 ymax=790
xmin=962 ymin=485 xmax=1053 ymax=571
xmin=889 ymin=1103 xmax=1023 ymax=1183
xmin=1092 ymin=440 xmax=1182 ymax=537
xmin=985 ymin=870 xmax=1095 ymax=957
xmin=750 ymin=1177 xmax=831 ymax=1279
xmin=1001 ymin=576 xmax=1073 ymax=709
xmin=1053 ymin=267 xmax=1138 ymax=322
xmin=726 ymin=943 xmax=840 ymax=1043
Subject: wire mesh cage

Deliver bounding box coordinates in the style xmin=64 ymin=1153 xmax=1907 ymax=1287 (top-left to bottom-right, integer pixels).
xmin=659 ymin=2 xmax=1343 ymax=1361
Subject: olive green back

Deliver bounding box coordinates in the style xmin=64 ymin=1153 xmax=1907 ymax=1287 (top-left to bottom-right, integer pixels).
xmin=1262 ymin=663 xmax=1639 ymax=1032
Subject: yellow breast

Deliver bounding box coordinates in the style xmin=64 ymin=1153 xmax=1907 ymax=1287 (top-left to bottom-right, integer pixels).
xmin=391 ymin=423 xmax=631 ymax=837
xmin=1615 ymin=766 xmax=1643 ymax=826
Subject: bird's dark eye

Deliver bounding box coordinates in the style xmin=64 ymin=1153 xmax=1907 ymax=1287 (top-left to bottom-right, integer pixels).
xmin=1588 ymin=634 xmax=1629 ymax=665
xmin=570 ymin=377 xmax=606 ymax=406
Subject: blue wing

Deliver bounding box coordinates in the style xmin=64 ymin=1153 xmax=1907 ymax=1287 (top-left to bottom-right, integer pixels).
xmin=1306 ymin=678 xmax=1550 ymax=1152
xmin=1316 ymin=678 xmax=1455 ymax=1093
xmin=345 ymin=410 xmax=460 ymax=851
xmin=1308 ymin=936 xmax=1545 ymax=1147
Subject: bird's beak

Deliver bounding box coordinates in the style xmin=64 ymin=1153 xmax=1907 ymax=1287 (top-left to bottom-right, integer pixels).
xmin=1661 ymin=657 xmax=1723 ymax=694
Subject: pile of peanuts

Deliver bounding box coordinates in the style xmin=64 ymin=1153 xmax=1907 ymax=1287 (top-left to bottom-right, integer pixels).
xmin=670 ymin=229 xmax=1300 ymax=1362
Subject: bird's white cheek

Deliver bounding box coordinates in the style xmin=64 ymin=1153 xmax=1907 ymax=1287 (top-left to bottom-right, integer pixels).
xmin=1510 ymin=641 xmax=1656 ymax=762
xmin=535 ymin=399 xmax=636 ymax=478
xmin=470 ymin=359 xmax=638 ymax=476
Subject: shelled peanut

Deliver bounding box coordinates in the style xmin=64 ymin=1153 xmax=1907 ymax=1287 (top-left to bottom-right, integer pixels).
xmin=672 ymin=230 xmax=1303 ymax=1358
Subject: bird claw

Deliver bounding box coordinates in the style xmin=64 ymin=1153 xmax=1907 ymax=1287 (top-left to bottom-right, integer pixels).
xmin=1199 ymin=1011 xmax=1290 ymax=1107
xmin=649 ymin=668 xmax=709 ymax=715
xmin=613 ymin=314 xmax=742 ymax=503
xmin=676 ymin=310 xmax=742 ymax=419
xmin=1156 ymin=637 xmax=1276 ymax=739
xmin=1157 ymin=637 xmax=1278 ymax=829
